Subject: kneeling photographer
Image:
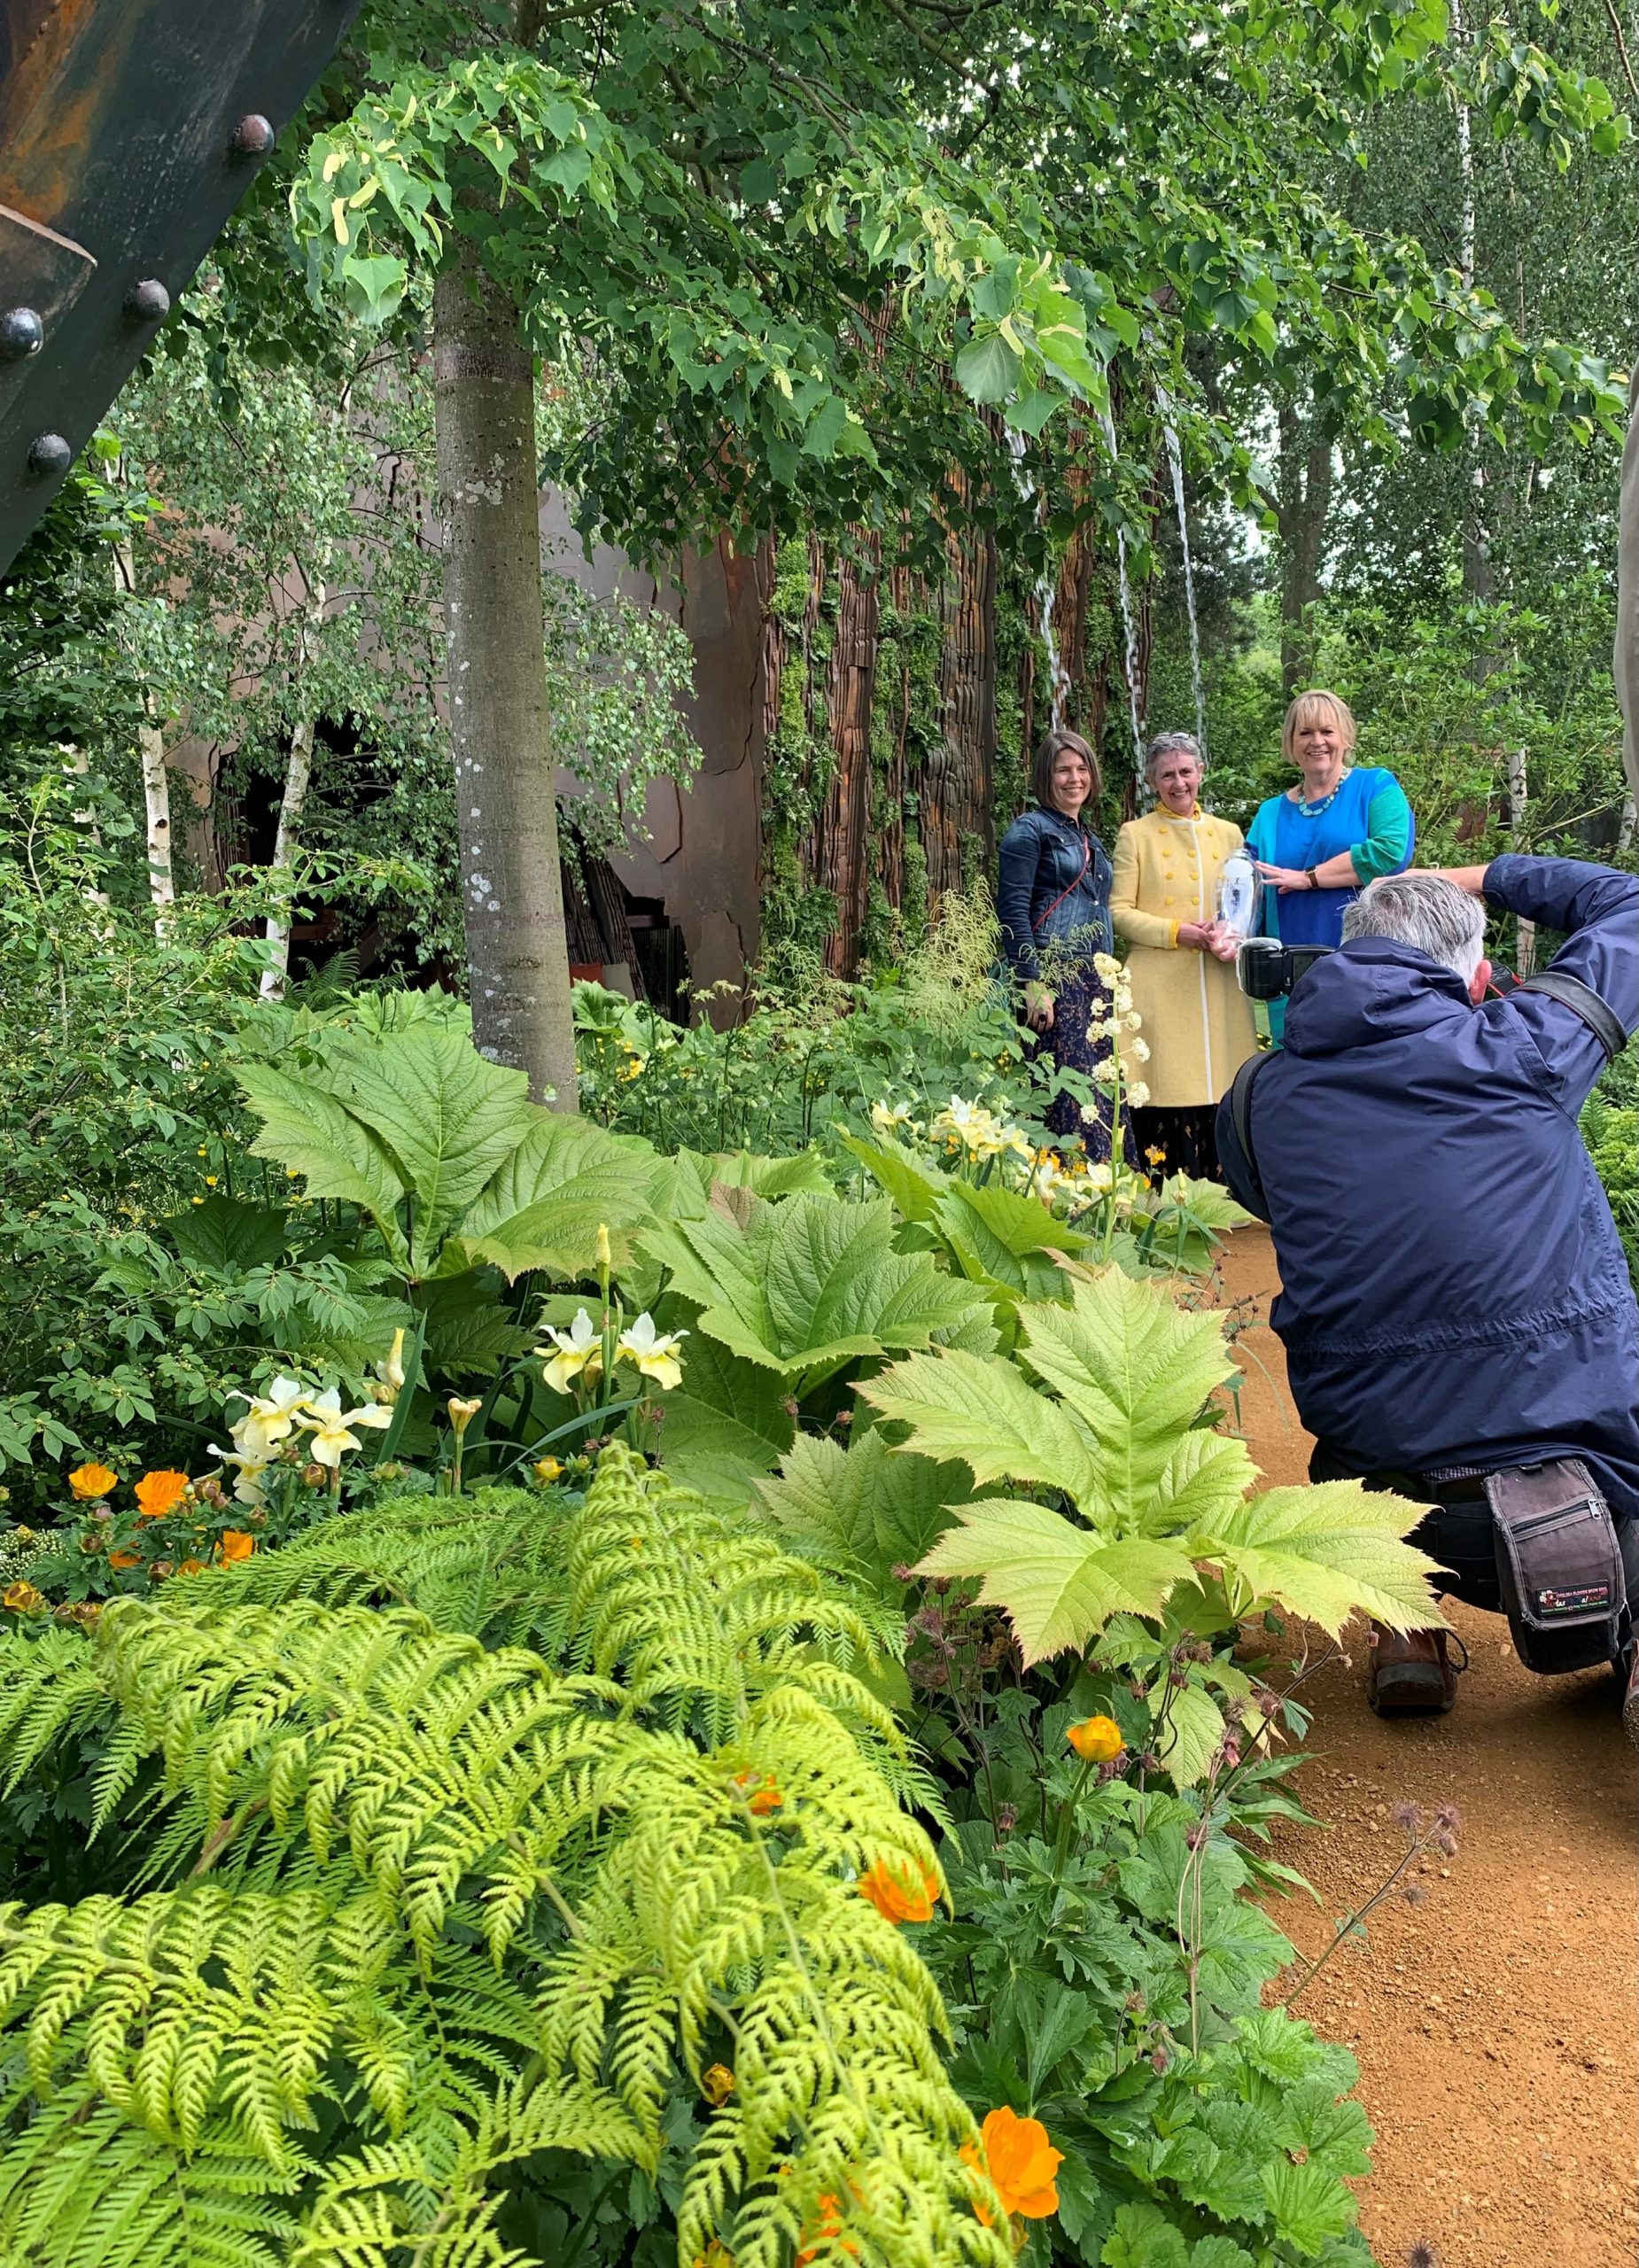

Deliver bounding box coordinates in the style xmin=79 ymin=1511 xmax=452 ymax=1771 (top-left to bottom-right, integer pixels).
xmin=1216 ymin=855 xmax=1639 ymax=1726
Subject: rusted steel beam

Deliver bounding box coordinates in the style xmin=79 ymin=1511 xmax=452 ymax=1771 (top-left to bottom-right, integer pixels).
xmin=0 ymin=0 xmax=364 ymax=571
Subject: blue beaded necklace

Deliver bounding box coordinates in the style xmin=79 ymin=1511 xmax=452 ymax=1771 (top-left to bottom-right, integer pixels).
xmin=1293 ymin=768 xmax=1348 ymax=820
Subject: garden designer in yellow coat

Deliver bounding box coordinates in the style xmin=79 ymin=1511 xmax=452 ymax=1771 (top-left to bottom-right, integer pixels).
xmin=1110 ymin=731 xmax=1257 ymax=1182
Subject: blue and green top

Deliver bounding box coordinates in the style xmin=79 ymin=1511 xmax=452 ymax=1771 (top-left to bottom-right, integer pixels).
xmin=1245 ymin=767 xmax=1413 ymax=1038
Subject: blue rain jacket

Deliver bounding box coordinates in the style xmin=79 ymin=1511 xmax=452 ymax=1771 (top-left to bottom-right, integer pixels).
xmin=997 ymin=805 xmax=1114 ymax=983
xmin=1216 ymin=855 xmax=1639 ymax=1518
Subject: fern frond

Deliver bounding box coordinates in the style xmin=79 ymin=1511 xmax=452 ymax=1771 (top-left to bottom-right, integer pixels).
xmin=0 ymin=1450 xmax=1010 ymax=2268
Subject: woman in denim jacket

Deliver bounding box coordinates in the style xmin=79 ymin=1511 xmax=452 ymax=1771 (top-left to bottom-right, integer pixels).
xmin=996 ymin=729 xmax=1130 ymax=1158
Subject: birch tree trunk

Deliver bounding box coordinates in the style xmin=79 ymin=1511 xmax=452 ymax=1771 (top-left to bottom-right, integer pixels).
xmin=260 ymin=714 xmax=319 ymax=997
xmin=433 ymin=229 xmax=576 ymax=1107
xmin=113 ymin=538 xmax=175 ymax=920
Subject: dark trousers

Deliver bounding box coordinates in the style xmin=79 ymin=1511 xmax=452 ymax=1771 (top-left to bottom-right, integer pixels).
xmin=1309 ymin=1443 xmax=1639 ymax=1642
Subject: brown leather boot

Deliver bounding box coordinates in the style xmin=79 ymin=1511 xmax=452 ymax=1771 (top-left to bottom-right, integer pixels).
xmin=1367 ymin=1624 xmax=1459 ymax=1715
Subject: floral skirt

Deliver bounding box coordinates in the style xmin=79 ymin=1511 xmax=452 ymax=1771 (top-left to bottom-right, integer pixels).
xmin=1131 ymin=1104 xmax=1221 ymax=1184
xmin=1023 ymin=965 xmax=1132 ymax=1164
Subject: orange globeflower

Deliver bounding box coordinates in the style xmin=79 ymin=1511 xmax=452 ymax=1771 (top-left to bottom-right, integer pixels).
xmin=700 ymin=2062 xmax=735 ymax=2107
xmin=1066 ymin=1714 xmax=1124 ymax=1763
xmin=217 ymin=1530 xmax=256 ymax=1564
xmin=3 ymin=1581 xmax=44 ymax=1612
xmin=856 ymin=1859 xmax=938 ymax=1925
xmin=134 ymin=1470 xmax=189 ymax=1520
xmin=961 ymin=2107 xmax=1063 ymax=2226
xmin=176 ymin=1558 xmax=207 ymax=1577
xmin=108 ymin=1550 xmax=142 ymax=1571
xmin=796 ymin=2194 xmax=858 ymax=2265
xmin=68 ymin=1463 xmax=117 ymax=1502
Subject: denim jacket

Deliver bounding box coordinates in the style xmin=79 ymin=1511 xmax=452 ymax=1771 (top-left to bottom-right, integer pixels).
xmin=996 ymin=805 xmax=1115 ymax=983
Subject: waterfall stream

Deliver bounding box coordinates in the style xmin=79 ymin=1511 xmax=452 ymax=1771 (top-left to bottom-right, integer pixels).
xmin=1005 ymin=429 xmax=1070 ymax=734
xmin=1096 ymin=407 xmax=1146 ymax=768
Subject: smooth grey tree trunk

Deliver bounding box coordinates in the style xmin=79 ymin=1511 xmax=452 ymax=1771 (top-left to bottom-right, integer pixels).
xmin=433 ymin=233 xmax=577 ymax=1107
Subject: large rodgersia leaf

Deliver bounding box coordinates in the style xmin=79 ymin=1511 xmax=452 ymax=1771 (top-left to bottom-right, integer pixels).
xmin=237 ymin=1020 xmax=656 ymax=1282
xmin=864 ymin=1268 xmax=1440 ymax=1662
xmin=640 ymin=1194 xmax=992 ymax=1387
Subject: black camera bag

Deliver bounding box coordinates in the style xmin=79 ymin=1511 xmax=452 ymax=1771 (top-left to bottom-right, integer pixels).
xmin=1485 ymin=1459 xmax=1626 ymax=1674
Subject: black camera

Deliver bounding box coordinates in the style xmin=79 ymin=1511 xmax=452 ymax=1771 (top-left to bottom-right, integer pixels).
xmin=1235 ymin=938 xmax=1333 ymax=1001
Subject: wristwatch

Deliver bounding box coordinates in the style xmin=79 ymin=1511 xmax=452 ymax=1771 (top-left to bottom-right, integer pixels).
xmin=1305 ymin=866 xmax=1319 ymax=888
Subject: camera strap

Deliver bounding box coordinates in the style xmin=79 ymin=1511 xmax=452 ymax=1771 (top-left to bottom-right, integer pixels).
xmin=1227 ymin=1050 xmax=1273 ymax=1207
xmin=1511 ymin=971 xmax=1627 ymax=1061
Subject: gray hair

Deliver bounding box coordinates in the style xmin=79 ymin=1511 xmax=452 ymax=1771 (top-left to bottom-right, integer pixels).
xmin=1342 ymin=874 xmax=1486 ymax=982
xmin=1144 ymin=730 xmax=1202 ymax=778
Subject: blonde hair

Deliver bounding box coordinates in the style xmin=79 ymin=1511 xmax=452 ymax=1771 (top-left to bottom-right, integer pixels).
xmin=1281 ymin=689 xmax=1356 ymax=767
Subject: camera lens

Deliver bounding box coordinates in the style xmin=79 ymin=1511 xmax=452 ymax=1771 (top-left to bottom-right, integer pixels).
xmin=1235 ymin=939 xmax=1288 ymax=1001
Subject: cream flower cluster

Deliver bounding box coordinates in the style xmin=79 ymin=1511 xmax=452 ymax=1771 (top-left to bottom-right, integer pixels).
xmin=1089 ymin=951 xmax=1150 ymax=1109
xmin=536 ymin=1308 xmax=688 ymax=1395
xmin=214 ymin=1377 xmax=391 ymax=1503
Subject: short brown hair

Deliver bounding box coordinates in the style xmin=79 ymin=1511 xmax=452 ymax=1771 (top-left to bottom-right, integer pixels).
xmin=1030 ymin=727 xmax=1101 ymax=812
xmin=1280 ymin=689 xmax=1357 ymax=766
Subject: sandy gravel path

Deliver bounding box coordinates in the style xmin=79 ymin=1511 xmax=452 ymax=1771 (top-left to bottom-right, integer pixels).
xmin=1217 ymin=1227 xmax=1638 ymax=2268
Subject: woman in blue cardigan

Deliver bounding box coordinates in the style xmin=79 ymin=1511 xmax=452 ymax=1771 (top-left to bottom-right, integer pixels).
xmin=996 ymin=728 xmax=1130 ymax=1157
xmin=1247 ymin=689 xmax=1414 ymax=1041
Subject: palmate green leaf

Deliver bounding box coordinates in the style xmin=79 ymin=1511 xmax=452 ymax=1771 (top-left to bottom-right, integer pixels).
xmin=752 ymin=1429 xmax=967 ymax=1588
xmin=1192 ymin=1481 xmax=1444 ymax=1635
xmin=835 ymin=1130 xmax=947 ymax=1225
xmin=237 ymin=1064 xmax=411 ymax=1266
xmin=917 ymin=1498 xmax=1193 ymax=1664
xmin=1261 ymin=2154 xmax=1355 ymax=2256
xmin=1143 ymin=1425 xmax=1257 ymax=1537
xmin=686 ymin=1147 xmax=835 ymax=1198
xmin=654 ymin=1332 xmax=795 ymax=1503
xmin=860 ymin=1347 xmax=1099 ymax=1502
xmin=311 ymin=1023 xmax=536 ymax=1270
xmin=1151 ymin=1679 xmax=1225 ymax=1788
xmin=1016 ymin=1270 xmax=1238 ymax=1520
xmin=447 ymin=1112 xmax=658 ymax=1283
xmin=164 ymin=1196 xmax=292 ymax=1273
xmin=934 ymin=1179 xmax=1090 ymax=1308
xmin=641 ymin=1195 xmax=989 ymax=1384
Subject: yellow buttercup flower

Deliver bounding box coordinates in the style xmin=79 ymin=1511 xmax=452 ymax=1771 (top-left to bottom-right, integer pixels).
xmin=1066 ymin=1714 xmax=1124 ymax=1762
xmin=700 ymin=2063 xmax=735 ymax=2107
xmin=68 ymin=1463 xmax=117 ymax=1502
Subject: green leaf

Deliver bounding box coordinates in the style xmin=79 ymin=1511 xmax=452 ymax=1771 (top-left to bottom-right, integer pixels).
xmin=237 ymin=1063 xmax=410 ymax=1266
xmin=1259 ymin=2156 xmax=1355 ymax=2256
xmin=1192 ymin=1481 xmax=1443 ymax=1635
xmin=1151 ymin=1679 xmax=1224 ymax=1787
xmin=1272 ymin=2082 xmax=1373 ymax=2179
xmin=451 ymin=1113 xmax=658 ymax=1282
xmin=415 ymin=1270 xmax=524 ymax=1379
xmin=835 ymin=1130 xmax=947 ymax=1224
xmin=164 ymin=1197 xmax=291 ymax=1273
xmin=918 ymin=1498 xmax=1194 ymax=1663
xmin=689 ymin=1148 xmax=834 ymax=1198
xmin=655 ymin=1333 xmax=796 ymax=1502
xmin=955 ymin=331 xmax=1021 ymax=405
xmin=861 ymin=1346 xmax=1100 ymax=1501
xmin=642 ymin=1196 xmax=988 ymax=1386
xmin=1016 ymin=1270 xmax=1238 ymax=1521
xmin=752 ymin=1428 xmax=967 ymax=1588
xmin=317 ymin=1022 xmax=537 ymax=1270
xmin=1101 ymin=2200 xmax=1191 ymax=2268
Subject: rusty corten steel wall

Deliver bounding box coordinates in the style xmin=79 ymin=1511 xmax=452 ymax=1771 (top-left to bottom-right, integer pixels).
xmin=0 ymin=0 xmax=364 ymax=571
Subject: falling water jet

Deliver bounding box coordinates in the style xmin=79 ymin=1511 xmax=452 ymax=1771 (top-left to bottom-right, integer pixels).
xmin=1161 ymin=416 xmax=1207 ymax=761
xmin=1096 ymin=406 xmax=1146 ymax=770
xmin=1005 ymin=427 xmax=1071 ymax=734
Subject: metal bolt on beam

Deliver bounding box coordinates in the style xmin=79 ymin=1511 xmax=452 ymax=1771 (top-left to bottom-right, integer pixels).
xmin=27 ymin=433 xmax=72 ymax=477
xmin=124 ymin=279 xmax=171 ymax=323
xmin=229 ymin=114 xmax=276 ymax=159
xmin=0 ymin=308 xmax=44 ymax=361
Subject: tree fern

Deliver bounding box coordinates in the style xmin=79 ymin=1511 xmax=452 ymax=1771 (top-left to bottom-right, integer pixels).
xmin=0 ymin=1450 xmax=1011 ymax=2268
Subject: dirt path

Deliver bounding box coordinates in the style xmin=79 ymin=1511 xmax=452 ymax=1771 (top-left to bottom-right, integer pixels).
xmin=1216 ymin=1227 xmax=1638 ymax=2268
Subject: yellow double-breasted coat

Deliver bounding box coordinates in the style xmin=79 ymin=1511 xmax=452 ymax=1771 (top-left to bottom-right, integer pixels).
xmin=1109 ymin=806 xmax=1258 ymax=1107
